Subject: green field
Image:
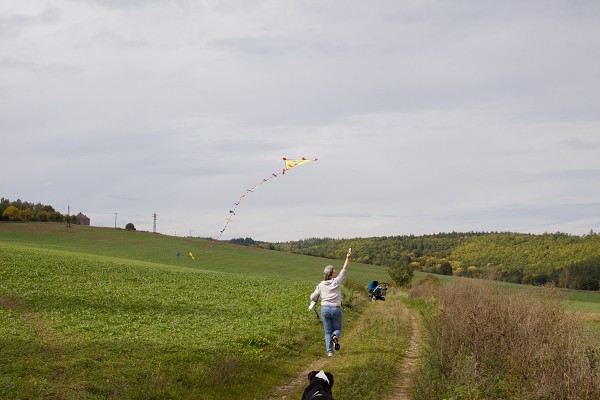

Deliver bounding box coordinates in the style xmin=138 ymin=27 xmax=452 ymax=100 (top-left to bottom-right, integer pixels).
xmin=0 ymin=223 xmax=391 ymax=399
xmin=0 ymin=223 xmax=389 ymax=283
xmin=2 ymin=222 xmax=599 ymax=399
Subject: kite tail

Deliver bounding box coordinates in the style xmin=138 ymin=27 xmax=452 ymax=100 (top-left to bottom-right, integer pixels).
xmin=209 ymin=157 xmax=317 ymax=248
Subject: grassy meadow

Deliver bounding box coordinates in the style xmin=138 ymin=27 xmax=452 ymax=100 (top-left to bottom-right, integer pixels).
xmin=2 ymin=222 xmax=600 ymax=399
xmin=0 ymin=222 xmax=389 ymax=283
xmin=0 ymin=223 xmax=389 ymax=399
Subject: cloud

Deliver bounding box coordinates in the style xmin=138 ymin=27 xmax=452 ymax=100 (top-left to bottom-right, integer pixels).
xmin=1 ymin=0 xmax=600 ymax=240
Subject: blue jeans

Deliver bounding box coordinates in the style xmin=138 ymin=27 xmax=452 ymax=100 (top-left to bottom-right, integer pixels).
xmin=321 ymin=306 xmax=342 ymax=353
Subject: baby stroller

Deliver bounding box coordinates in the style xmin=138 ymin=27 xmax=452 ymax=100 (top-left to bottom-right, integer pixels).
xmin=368 ymin=281 xmax=388 ymax=301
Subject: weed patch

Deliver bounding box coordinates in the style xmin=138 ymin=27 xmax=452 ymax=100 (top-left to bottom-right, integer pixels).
xmin=410 ymin=278 xmax=600 ymax=399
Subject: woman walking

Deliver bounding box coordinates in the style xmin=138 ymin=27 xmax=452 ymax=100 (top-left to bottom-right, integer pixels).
xmin=310 ymin=249 xmax=352 ymax=357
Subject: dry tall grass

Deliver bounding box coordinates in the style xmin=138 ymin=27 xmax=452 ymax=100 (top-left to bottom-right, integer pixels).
xmin=410 ymin=278 xmax=599 ymax=399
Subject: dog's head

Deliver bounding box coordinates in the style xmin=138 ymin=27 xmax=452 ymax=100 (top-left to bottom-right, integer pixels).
xmin=302 ymin=370 xmax=335 ymax=400
xmin=307 ymin=370 xmax=334 ymax=388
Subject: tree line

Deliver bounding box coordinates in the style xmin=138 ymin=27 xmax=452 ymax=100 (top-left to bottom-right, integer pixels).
xmin=0 ymin=197 xmax=73 ymax=223
xmin=260 ymin=232 xmax=600 ymax=291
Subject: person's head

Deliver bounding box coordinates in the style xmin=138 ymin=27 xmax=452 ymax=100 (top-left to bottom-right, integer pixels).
xmin=323 ymin=265 xmax=335 ymax=280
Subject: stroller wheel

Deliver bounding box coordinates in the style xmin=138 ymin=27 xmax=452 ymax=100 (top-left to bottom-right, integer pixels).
xmin=371 ymin=295 xmax=377 ymax=301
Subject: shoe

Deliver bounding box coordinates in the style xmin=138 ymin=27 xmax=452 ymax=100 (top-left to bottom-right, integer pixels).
xmin=328 ymin=352 xmax=334 ymax=357
xmin=332 ymin=334 xmax=340 ymax=351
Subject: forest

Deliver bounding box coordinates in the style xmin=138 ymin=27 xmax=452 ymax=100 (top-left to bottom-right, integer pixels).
xmin=262 ymin=232 xmax=600 ymax=291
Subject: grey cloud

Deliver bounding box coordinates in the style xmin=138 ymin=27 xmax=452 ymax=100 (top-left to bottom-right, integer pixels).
xmin=0 ymin=58 xmax=84 ymax=74
xmin=442 ymin=203 xmax=600 ymax=228
xmin=560 ymin=138 xmax=600 ymax=150
xmin=531 ymin=169 xmax=600 ymax=181
xmin=209 ymin=35 xmax=300 ymax=56
xmin=0 ymin=6 xmax=60 ymax=37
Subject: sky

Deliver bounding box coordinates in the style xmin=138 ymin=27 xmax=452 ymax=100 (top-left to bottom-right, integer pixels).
xmin=2 ymin=0 xmax=600 ymax=242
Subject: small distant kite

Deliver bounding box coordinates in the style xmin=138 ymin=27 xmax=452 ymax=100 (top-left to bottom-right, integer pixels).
xmin=210 ymin=157 xmax=317 ymax=247
xmin=176 ymin=251 xmax=196 ymax=260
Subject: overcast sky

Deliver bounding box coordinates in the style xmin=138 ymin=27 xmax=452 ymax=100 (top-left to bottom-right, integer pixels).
xmin=2 ymin=0 xmax=600 ymax=242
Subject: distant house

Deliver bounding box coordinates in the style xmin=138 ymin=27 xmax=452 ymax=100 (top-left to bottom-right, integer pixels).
xmin=76 ymin=212 xmax=90 ymax=225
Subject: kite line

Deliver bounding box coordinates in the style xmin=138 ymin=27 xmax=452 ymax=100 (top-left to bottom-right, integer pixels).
xmin=209 ymin=157 xmax=317 ymax=248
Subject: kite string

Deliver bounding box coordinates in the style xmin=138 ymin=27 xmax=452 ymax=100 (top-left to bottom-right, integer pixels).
xmin=210 ymin=169 xmax=284 ymax=247
xmin=208 ymin=157 xmax=317 ymax=249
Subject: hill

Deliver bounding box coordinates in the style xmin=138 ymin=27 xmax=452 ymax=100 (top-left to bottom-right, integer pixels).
xmin=266 ymin=232 xmax=600 ymax=290
xmin=0 ymin=222 xmax=389 ymax=284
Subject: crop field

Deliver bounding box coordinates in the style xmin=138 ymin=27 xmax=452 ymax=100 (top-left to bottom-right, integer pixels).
xmin=0 ymin=223 xmax=388 ymax=399
xmin=1 ymin=243 xmax=330 ymax=398
xmin=0 ymin=223 xmax=390 ymax=283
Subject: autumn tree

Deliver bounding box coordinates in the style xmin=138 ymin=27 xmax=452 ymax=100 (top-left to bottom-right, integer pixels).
xmin=2 ymin=205 xmax=21 ymax=221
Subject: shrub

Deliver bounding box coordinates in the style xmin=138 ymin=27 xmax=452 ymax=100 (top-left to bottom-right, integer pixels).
xmin=411 ymin=279 xmax=600 ymax=399
xmin=387 ymin=262 xmax=414 ymax=287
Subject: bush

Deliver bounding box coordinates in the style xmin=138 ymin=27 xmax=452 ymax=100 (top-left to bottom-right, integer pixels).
xmin=411 ymin=279 xmax=600 ymax=399
xmin=387 ymin=262 xmax=414 ymax=287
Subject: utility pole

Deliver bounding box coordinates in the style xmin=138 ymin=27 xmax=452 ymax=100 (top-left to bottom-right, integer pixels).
xmin=114 ymin=213 xmax=118 ymax=229
xmin=153 ymin=213 xmax=157 ymax=233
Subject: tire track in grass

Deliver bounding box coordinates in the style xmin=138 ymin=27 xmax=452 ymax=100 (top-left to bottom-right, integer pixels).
xmin=0 ymin=296 xmax=64 ymax=362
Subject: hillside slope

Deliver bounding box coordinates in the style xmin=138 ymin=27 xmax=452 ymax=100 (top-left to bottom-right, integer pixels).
xmin=0 ymin=222 xmax=389 ymax=284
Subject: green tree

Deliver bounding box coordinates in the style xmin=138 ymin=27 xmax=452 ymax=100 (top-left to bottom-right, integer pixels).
xmin=439 ymin=261 xmax=453 ymax=275
xmin=125 ymin=223 xmax=136 ymax=231
xmin=21 ymin=208 xmax=34 ymax=221
xmin=387 ymin=262 xmax=414 ymax=287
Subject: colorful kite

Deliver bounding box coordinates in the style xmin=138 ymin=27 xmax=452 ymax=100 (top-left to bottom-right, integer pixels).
xmin=210 ymin=157 xmax=317 ymax=247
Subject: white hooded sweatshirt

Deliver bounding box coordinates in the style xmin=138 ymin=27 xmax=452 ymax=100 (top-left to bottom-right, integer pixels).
xmin=310 ymin=269 xmax=346 ymax=307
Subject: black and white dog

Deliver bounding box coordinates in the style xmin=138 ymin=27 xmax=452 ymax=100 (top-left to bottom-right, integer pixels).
xmin=301 ymin=370 xmax=334 ymax=400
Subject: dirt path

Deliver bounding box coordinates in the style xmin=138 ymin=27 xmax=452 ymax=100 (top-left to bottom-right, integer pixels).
xmin=267 ymin=357 xmax=331 ymax=400
xmin=266 ymin=305 xmax=370 ymax=400
xmin=268 ymin=293 xmax=423 ymax=400
xmin=387 ymin=310 xmax=422 ymax=400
